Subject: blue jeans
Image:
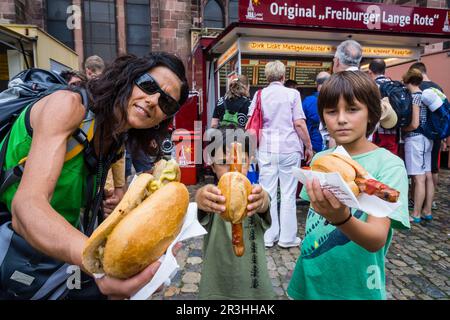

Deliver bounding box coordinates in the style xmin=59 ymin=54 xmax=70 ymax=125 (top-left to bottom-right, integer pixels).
xmin=125 ymin=149 xmax=154 ymax=177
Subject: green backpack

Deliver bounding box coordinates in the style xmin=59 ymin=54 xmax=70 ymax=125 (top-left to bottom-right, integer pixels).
xmin=219 ymin=100 xmax=240 ymax=127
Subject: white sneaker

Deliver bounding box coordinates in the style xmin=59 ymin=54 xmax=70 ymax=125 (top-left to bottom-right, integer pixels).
xmin=264 ymin=237 xmax=279 ymax=248
xmin=264 ymin=241 xmax=274 ymax=248
xmin=278 ymin=237 xmax=302 ymax=248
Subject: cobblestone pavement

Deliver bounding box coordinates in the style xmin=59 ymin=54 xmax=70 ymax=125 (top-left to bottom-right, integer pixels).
xmin=151 ymin=169 xmax=450 ymax=300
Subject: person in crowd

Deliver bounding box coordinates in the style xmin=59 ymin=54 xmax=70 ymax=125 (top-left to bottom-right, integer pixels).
xmin=0 ymin=52 xmax=189 ymax=299
xmin=287 ymin=71 xmax=409 ymax=300
xmin=211 ymin=75 xmax=251 ymax=129
xmin=409 ymin=62 xmax=444 ymax=210
xmin=284 ymin=79 xmax=298 ymax=89
xmin=332 ymin=40 xmax=363 ymax=73
xmin=302 ymin=71 xmax=330 ymax=153
xmin=60 ymin=70 xmax=87 ymax=87
xmin=84 ymin=55 xmax=105 ymax=80
xmin=195 ymin=126 xmax=274 ymax=299
xmin=368 ymin=58 xmax=399 ymax=155
xmin=402 ymin=69 xmax=434 ymax=223
xmin=248 ymin=60 xmax=313 ymax=248
xmin=414 ymin=87 xmax=447 ymax=222
xmin=410 ymin=62 xmax=444 ymax=92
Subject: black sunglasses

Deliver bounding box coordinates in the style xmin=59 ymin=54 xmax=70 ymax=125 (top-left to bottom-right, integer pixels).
xmin=134 ymin=73 xmax=180 ymax=117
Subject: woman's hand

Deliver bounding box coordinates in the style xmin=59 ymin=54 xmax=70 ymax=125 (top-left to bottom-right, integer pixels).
xmin=195 ymin=184 xmax=225 ymax=214
xmin=304 ymin=147 xmax=314 ymax=165
xmin=96 ymin=243 xmax=182 ymax=300
xmin=247 ymin=185 xmax=268 ymax=216
xmin=441 ymin=140 xmax=448 ymax=152
xmin=305 ymin=178 xmax=350 ymax=224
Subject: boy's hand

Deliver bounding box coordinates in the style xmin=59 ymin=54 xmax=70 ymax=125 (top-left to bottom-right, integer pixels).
xmin=305 ymin=178 xmax=350 ymax=224
xmin=247 ymin=185 xmax=267 ymax=217
xmin=195 ymin=184 xmax=226 ymax=214
xmin=103 ymin=187 xmax=126 ymax=218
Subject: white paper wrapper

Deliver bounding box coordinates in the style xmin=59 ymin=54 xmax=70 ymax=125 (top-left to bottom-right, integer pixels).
xmin=130 ymin=202 xmax=207 ymax=300
xmin=292 ymin=146 xmax=400 ymax=217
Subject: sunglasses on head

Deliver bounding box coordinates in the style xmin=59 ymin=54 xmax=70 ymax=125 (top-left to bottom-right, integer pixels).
xmin=134 ymin=73 xmax=180 ymax=117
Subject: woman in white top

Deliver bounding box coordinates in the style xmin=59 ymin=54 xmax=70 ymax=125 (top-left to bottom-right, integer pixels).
xmin=248 ymin=60 xmax=312 ymax=248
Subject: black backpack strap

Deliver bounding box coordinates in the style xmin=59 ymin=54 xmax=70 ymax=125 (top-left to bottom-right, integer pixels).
xmin=0 ymin=131 xmax=17 ymax=195
xmin=0 ymin=131 xmax=10 ymax=180
xmin=0 ymin=131 xmax=13 ymax=223
xmin=72 ymin=127 xmax=97 ymax=173
xmin=82 ymin=133 xmax=125 ymax=236
xmin=69 ymin=87 xmax=89 ymax=111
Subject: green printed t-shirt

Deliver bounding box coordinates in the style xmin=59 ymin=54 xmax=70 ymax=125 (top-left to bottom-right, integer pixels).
xmin=198 ymin=208 xmax=275 ymax=300
xmin=287 ymin=147 xmax=410 ymax=300
xmin=0 ymin=106 xmax=89 ymax=227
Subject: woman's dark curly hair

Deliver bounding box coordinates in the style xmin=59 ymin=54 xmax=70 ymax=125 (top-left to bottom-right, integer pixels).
xmin=87 ymin=52 xmax=189 ymax=158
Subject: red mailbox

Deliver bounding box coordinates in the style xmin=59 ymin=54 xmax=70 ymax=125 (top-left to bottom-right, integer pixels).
xmin=172 ymin=130 xmax=202 ymax=185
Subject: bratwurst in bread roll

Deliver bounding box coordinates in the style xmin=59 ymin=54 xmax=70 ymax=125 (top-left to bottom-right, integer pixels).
xmin=218 ymin=171 xmax=252 ymax=257
xmin=217 ymin=142 xmax=251 ymax=257
xmin=311 ymin=153 xmax=400 ymax=203
xmin=82 ymin=159 xmax=189 ymax=279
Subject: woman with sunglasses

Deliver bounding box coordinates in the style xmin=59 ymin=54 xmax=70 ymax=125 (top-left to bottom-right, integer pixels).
xmin=0 ymin=52 xmax=189 ymax=299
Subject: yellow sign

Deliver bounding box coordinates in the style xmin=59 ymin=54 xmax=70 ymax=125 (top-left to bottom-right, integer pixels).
xmin=245 ymin=41 xmax=335 ymax=55
xmin=243 ymin=40 xmax=418 ymax=59
xmin=217 ymin=42 xmax=238 ymax=69
xmin=363 ymin=47 xmax=415 ymax=58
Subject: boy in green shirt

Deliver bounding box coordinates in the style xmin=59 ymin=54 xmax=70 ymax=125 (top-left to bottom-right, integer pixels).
xmin=195 ymin=126 xmax=275 ymax=299
xmin=287 ymin=71 xmax=410 ymax=300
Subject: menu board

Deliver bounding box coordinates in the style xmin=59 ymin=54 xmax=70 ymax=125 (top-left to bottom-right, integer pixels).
xmin=257 ymin=66 xmax=268 ymax=86
xmin=241 ymin=65 xmax=255 ymax=86
xmin=295 ymin=62 xmax=332 ymax=87
xmin=285 ymin=67 xmax=292 ymax=81
xmin=219 ymin=67 xmax=228 ymax=88
xmin=238 ymin=60 xmax=332 ymax=87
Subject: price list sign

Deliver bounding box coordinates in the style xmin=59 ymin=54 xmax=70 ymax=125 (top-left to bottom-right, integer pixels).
xmin=256 ymin=66 xmax=268 ymax=86
xmin=295 ymin=62 xmax=332 ymax=87
xmin=241 ymin=65 xmax=255 ymax=86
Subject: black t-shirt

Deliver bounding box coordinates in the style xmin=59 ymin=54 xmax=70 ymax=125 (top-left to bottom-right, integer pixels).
xmin=213 ymin=96 xmax=251 ymax=128
xmin=420 ymin=81 xmax=443 ymax=92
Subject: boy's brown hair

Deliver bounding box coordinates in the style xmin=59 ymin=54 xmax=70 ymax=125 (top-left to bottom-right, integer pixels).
xmin=317 ymin=71 xmax=381 ymax=137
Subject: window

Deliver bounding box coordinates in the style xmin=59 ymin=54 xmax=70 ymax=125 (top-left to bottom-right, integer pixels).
xmin=46 ymin=0 xmax=74 ymax=49
xmin=83 ymin=0 xmax=117 ymax=63
xmin=228 ymin=0 xmax=239 ymax=24
xmin=126 ymin=0 xmax=151 ymax=56
xmin=204 ymin=0 xmax=224 ymax=28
